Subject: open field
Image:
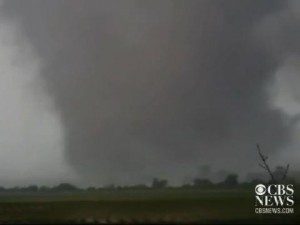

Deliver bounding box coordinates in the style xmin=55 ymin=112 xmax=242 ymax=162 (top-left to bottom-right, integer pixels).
xmin=0 ymin=188 xmax=298 ymax=224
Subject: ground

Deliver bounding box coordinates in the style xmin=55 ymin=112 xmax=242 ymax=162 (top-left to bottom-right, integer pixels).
xmin=0 ymin=187 xmax=298 ymax=224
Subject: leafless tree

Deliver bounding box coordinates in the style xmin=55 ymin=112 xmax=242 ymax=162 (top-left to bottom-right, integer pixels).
xmin=256 ymin=144 xmax=289 ymax=183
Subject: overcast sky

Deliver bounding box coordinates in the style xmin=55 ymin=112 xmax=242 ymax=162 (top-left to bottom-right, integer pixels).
xmin=0 ymin=0 xmax=299 ymax=187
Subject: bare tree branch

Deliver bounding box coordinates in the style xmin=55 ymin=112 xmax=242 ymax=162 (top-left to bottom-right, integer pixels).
xmin=257 ymin=144 xmax=275 ymax=182
xmin=259 ymin=163 xmax=267 ymax=170
xmin=282 ymin=164 xmax=289 ymax=181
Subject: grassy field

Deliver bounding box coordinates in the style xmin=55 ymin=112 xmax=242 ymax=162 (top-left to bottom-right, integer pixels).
xmin=0 ymin=188 xmax=298 ymax=224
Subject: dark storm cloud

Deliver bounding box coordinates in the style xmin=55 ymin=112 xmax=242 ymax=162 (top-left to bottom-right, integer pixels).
xmin=1 ymin=0 xmax=294 ymax=185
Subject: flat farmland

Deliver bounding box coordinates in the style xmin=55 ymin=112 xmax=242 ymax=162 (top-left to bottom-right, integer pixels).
xmin=0 ymin=188 xmax=298 ymax=224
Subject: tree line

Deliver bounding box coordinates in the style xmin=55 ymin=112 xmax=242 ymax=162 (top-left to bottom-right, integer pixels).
xmin=0 ymin=173 xmax=285 ymax=193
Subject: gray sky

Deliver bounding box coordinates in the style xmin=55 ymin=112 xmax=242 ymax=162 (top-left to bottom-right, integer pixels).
xmin=0 ymin=0 xmax=299 ymax=186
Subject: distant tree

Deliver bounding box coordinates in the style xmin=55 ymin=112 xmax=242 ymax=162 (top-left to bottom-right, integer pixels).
xmin=216 ymin=169 xmax=229 ymax=182
xmin=104 ymin=184 xmax=115 ymax=189
xmin=151 ymin=178 xmax=168 ymax=188
xmin=52 ymin=183 xmax=79 ymax=192
xmin=39 ymin=186 xmax=51 ymax=192
xmin=273 ymin=166 xmax=288 ymax=181
xmin=273 ymin=166 xmax=295 ymax=184
xmin=24 ymin=185 xmax=38 ymax=192
xmin=193 ymin=178 xmax=212 ymax=187
xmin=87 ymin=187 xmax=96 ymax=191
xmin=11 ymin=186 xmax=20 ymax=192
xmin=222 ymin=174 xmax=238 ymax=187
xmin=130 ymin=184 xmax=148 ymax=189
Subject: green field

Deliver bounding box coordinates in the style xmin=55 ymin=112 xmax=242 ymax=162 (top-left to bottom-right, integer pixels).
xmin=0 ymin=188 xmax=298 ymax=224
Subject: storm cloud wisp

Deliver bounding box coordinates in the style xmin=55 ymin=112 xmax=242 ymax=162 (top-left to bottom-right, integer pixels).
xmin=0 ymin=0 xmax=299 ymax=185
